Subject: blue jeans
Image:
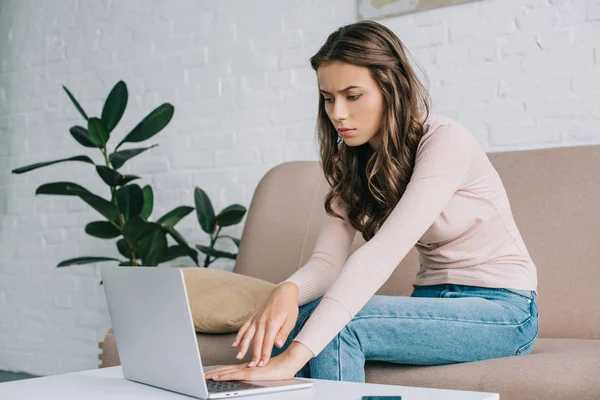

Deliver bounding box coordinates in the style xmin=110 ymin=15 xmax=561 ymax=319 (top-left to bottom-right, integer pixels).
xmin=271 ymin=284 xmax=538 ymax=382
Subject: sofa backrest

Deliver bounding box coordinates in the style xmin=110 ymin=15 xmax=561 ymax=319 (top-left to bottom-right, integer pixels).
xmin=234 ymin=144 xmax=600 ymax=339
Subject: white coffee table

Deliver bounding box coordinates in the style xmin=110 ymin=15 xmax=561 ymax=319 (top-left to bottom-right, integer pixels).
xmin=0 ymin=366 xmax=499 ymax=399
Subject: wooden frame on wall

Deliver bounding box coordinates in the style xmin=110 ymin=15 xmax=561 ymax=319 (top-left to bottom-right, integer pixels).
xmin=358 ymin=0 xmax=481 ymax=20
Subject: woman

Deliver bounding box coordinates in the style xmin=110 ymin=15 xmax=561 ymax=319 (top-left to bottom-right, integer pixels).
xmin=204 ymin=20 xmax=538 ymax=383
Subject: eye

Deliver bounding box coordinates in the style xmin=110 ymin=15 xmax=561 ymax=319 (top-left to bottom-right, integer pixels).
xmin=323 ymin=94 xmax=361 ymax=103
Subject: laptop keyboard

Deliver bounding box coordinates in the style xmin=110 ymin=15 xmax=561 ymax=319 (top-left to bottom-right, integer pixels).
xmin=206 ymin=379 xmax=264 ymax=393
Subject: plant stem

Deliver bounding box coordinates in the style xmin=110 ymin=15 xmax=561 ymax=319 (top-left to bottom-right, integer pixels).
xmin=101 ymin=145 xmax=110 ymax=166
xmin=211 ymin=226 xmax=222 ymax=247
xmin=102 ymin=147 xmax=120 ymax=214
xmin=203 ymin=225 xmax=223 ymax=268
xmin=103 ymin=144 xmax=137 ymax=266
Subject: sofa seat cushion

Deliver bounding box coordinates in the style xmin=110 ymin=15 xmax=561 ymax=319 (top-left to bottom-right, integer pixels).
xmin=197 ymin=332 xmax=255 ymax=366
xmin=196 ymin=335 xmax=600 ymax=400
xmin=365 ymin=338 xmax=600 ymax=400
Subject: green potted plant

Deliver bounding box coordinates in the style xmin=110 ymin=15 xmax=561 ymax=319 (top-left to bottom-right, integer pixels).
xmin=193 ymin=187 xmax=246 ymax=268
xmin=11 ymin=81 xmax=198 ymax=267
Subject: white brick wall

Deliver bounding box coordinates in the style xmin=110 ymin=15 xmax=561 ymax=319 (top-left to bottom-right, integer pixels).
xmin=0 ymin=0 xmax=598 ymax=376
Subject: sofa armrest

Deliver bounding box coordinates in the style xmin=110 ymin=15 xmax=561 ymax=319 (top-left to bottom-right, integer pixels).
xmin=100 ymin=329 xmax=120 ymax=368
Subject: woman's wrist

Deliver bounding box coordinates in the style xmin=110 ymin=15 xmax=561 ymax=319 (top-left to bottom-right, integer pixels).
xmin=278 ymin=281 xmax=299 ymax=293
xmin=285 ymin=341 xmax=314 ymax=370
xmin=276 ymin=281 xmax=299 ymax=299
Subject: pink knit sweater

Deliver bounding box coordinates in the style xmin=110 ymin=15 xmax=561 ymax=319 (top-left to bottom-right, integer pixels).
xmin=281 ymin=114 xmax=538 ymax=357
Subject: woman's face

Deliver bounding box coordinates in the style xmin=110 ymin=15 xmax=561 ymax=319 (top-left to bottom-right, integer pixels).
xmin=317 ymin=60 xmax=385 ymax=150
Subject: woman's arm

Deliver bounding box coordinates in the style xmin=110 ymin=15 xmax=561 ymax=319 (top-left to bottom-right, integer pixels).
xmin=279 ymin=194 xmax=357 ymax=306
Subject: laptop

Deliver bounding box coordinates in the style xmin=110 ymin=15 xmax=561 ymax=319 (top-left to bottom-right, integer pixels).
xmin=101 ymin=266 xmax=314 ymax=399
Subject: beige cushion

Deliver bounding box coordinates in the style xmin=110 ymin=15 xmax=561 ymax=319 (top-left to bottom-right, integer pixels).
xmin=181 ymin=267 xmax=275 ymax=333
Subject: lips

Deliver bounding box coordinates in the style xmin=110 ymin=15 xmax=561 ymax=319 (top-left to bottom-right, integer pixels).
xmin=338 ymin=128 xmax=355 ymax=137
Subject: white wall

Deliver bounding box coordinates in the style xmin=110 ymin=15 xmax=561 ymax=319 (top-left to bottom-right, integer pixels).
xmin=0 ymin=0 xmax=598 ymax=376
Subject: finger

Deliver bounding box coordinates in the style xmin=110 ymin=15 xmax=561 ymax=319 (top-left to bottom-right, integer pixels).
xmin=237 ymin=323 xmax=256 ymax=360
xmin=205 ymin=368 xmax=234 ymax=379
xmin=234 ymin=316 xmax=255 ymax=348
xmin=233 ymin=317 xmax=253 ymax=348
xmin=205 ymin=363 xmax=252 ymax=376
xmin=204 ymin=367 xmax=234 ymax=379
xmin=205 ymin=365 xmax=248 ymax=379
xmin=274 ymin=317 xmax=295 ymax=349
xmin=204 ymin=364 xmax=243 ymax=375
xmin=251 ymin=319 xmax=267 ymax=366
xmin=260 ymin=321 xmax=278 ymax=366
xmin=213 ymin=368 xmax=253 ymax=381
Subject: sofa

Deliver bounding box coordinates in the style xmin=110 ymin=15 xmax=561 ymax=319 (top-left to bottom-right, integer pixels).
xmin=101 ymin=143 xmax=600 ymax=399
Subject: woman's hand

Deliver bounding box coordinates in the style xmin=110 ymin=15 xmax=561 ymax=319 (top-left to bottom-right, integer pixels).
xmin=204 ymin=342 xmax=314 ymax=382
xmin=232 ymin=282 xmax=299 ymax=367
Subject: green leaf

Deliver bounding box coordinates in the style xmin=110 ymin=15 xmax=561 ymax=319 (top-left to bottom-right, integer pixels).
xmin=157 ymin=206 xmax=194 ymax=227
xmin=120 ymin=175 xmax=140 ymax=185
xmin=116 ymin=184 xmax=144 ymax=221
xmin=35 ymin=181 xmax=90 ymax=196
xmin=219 ymin=235 xmax=241 ymax=248
xmin=96 ymin=166 xmax=140 ymax=187
xmin=195 ymin=245 xmax=237 ymax=260
xmin=96 ymin=166 xmax=121 ymax=186
xmin=140 ymin=185 xmax=153 ymax=220
xmin=109 ymin=144 xmax=158 ymax=169
xmin=101 ymin=80 xmax=128 ymax=134
xmin=163 ymin=225 xmax=190 ymax=247
xmin=68 ymin=187 xmax=120 ymax=222
xmin=137 ymin=233 xmax=152 ymax=262
xmin=163 ymin=225 xmax=198 ymax=266
xmin=57 ymin=256 xmax=121 ymax=267
xmin=62 ymin=85 xmax=89 ymax=121
xmin=116 ymin=239 xmax=130 ymax=258
xmin=69 ymin=126 xmax=97 ymax=148
xmin=116 ymin=103 xmax=174 ymax=150
xmin=116 ymin=238 xmax=141 ymax=260
xmin=122 ymin=216 xmax=162 ymax=245
xmin=141 ymin=230 xmax=168 ymax=266
xmin=88 ymin=117 xmax=110 ymax=147
xmin=85 ymin=221 xmax=121 ymax=239
xmin=215 ymin=204 xmax=246 ymax=227
xmin=12 ymin=156 xmax=94 ymax=174
xmin=194 ymin=187 xmax=216 ymax=234
xmin=162 ymin=245 xmax=194 ymax=263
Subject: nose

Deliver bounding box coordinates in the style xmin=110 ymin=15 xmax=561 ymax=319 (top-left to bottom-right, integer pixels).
xmin=331 ymin=100 xmax=348 ymax=122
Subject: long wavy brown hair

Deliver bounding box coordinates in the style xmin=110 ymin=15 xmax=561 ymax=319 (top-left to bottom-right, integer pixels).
xmin=310 ymin=20 xmax=431 ymax=242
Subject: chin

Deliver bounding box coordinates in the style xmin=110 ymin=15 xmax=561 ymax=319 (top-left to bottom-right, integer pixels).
xmin=342 ymin=137 xmax=365 ymax=147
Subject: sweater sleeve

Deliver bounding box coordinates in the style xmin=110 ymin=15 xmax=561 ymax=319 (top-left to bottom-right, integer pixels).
xmin=278 ymin=195 xmax=357 ymax=306
xmin=291 ymin=124 xmax=473 ymax=356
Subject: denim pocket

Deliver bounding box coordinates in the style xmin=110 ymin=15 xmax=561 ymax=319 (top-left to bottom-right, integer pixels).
xmin=515 ymin=300 xmax=539 ymax=356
